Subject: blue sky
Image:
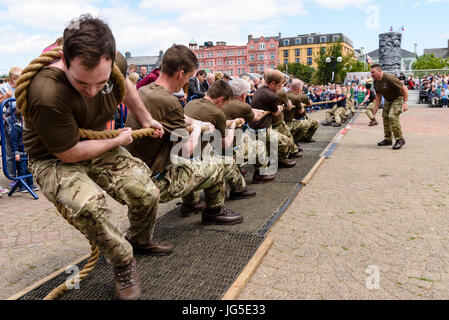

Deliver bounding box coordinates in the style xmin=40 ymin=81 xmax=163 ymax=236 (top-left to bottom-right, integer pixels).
xmin=0 ymin=0 xmax=448 ymax=75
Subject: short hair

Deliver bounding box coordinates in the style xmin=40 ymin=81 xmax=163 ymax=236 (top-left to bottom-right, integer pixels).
xmin=206 ymin=73 xmax=215 ymax=81
xmin=264 ymin=69 xmax=285 ymax=85
xmin=290 ymin=79 xmax=303 ymax=90
xmin=127 ymin=72 xmax=140 ymax=85
xmin=371 ymin=64 xmax=382 ymax=70
xmin=161 ymin=44 xmax=199 ymax=77
xmin=223 ymin=73 xmax=231 ymax=80
xmin=128 ymin=64 xmax=137 ymax=70
xmin=207 ymin=80 xmax=234 ymax=101
xmin=63 ymin=14 xmax=116 ymax=69
xmin=230 ymin=78 xmax=250 ymax=97
xmin=9 ymin=67 xmax=22 ymax=80
xmin=196 ymin=69 xmax=207 ymax=77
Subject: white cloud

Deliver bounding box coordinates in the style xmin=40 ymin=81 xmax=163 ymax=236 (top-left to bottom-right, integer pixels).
xmin=313 ymin=0 xmax=372 ymax=9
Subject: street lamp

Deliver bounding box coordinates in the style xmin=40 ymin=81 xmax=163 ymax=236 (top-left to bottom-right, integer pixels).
xmin=326 ymin=56 xmax=342 ymax=83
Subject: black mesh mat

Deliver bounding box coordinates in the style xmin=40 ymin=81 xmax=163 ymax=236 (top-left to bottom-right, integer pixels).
xmin=156 ymin=124 xmax=343 ymax=235
xmin=16 ymin=117 xmax=349 ymax=300
xmin=19 ymin=226 xmax=265 ymax=300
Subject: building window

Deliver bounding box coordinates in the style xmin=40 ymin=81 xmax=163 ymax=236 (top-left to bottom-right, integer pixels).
xmin=270 ymin=53 xmax=275 ymax=60
xmin=269 ymin=43 xmax=275 ymax=48
xmin=284 ymin=59 xmax=288 ymax=65
xmin=321 ymin=47 xmax=326 ymax=54
xmin=295 ymin=58 xmax=300 ymax=63
xmin=333 ymin=35 xmax=340 ymax=42
xmin=283 ymin=39 xmax=290 ymax=46
xmin=259 ymin=43 xmax=266 ymax=50
xmin=307 ymin=57 xmax=312 ymax=65
xmin=242 ymin=50 xmax=245 ymax=55
xmin=307 ymin=48 xmax=313 ymax=56
xmin=210 ymin=61 xmax=213 ymax=66
xmin=259 ymin=65 xmax=264 ymax=72
xmin=307 ymin=37 xmax=313 ymax=44
xmin=241 ymin=60 xmax=245 ymax=65
xmin=250 ymin=54 xmax=255 ymax=61
xmin=211 ymin=52 xmax=214 ymax=57
xmin=250 ymin=45 xmax=255 ymax=49
xmin=230 ymin=51 xmax=234 ymax=56
xmin=295 ymin=49 xmax=300 ymax=56
xmin=295 ymin=38 xmax=301 ymax=45
xmin=259 ymin=53 xmax=264 ymax=60
xmin=250 ymin=66 xmax=255 ymax=72
xmin=283 ymin=50 xmax=289 ymax=58
xmin=320 ymin=36 xmax=326 ymax=43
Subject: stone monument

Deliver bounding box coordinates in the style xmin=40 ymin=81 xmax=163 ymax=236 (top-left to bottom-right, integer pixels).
xmin=379 ymin=32 xmax=402 ymax=75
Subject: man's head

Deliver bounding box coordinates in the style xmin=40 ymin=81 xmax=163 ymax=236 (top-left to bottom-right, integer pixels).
xmin=196 ymin=69 xmax=207 ymax=83
xmin=206 ymin=80 xmax=234 ymax=109
xmin=139 ymin=66 xmax=147 ymax=78
xmin=230 ymin=78 xmax=250 ymax=102
xmin=290 ymin=79 xmax=303 ymax=94
xmin=160 ymin=44 xmax=199 ymax=92
xmin=128 ymin=64 xmax=137 ymax=74
xmin=223 ymin=74 xmax=231 ymax=82
xmin=370 ymin=64 xmax=383 ymax=81
xmin=264 ymin=69 xmax=286 ymax=93
xmin=61 ymin=14 xmax=116 ymax=98
xmin=206 ymin=73 xmax=215 ymax=85
xmin=336 ymin=87 xmax=342 ymax=95
xmin=8 ymin=67 xmax=23 ymax=88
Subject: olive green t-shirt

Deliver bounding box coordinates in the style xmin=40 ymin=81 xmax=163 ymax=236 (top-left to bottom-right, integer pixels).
xmin=23 ymin=52 xmax=128 ymax=160
xmin=374 ymin=72 xmax=404 ymax=102
xmin=223 ymin=99 xmax=254 ymax=122
xmin=294 ymin=94 xmax=310 ymax=120
xmin=249 ymin=85 xmax=279 ymax=130
xmin=184 ymin=98 xmax=227 ymax=136
xmin=283 ymin=92 xmax=300 ymax=123
xmin=125 ymin=82 xmax=188 ymax=174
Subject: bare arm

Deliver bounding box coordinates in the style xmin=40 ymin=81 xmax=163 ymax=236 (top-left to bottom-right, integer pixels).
xmin=401 ymin=85 xmax=409 ymax=112
xmin=373 ymin=93 xmax=382 ymax=115
xmin=54 ymin=128 xmax=133 ymax=163
xmin=123 ymin=78 xmax=164 ymax=138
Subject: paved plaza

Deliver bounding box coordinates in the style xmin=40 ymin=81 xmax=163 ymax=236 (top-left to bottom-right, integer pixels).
xmin=1 ymin=107 xmax=448 ymax=300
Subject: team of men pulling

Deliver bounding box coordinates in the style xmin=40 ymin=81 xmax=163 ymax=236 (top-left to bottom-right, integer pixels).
xmin=20 ymin=15 xmax=407 ymax=300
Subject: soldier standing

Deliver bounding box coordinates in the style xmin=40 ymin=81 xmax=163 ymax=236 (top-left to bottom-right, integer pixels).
xmin=370 ymin=64 xmax=408 ymax=150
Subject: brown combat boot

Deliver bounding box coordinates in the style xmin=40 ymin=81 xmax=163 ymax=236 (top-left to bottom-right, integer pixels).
xmin=179 ymin=201 xmax=206 ymax=217
xmin=126 ymin=237 xmax=174 ymax=256
xmin=279 ymin=159 xmax=296 ymax=168
xmin=289 ymin=151 xmax=303 ymax=159
xmin=229 ymin=186 xmax=256 ymax=200
xmin=202 ymin=206 xmax=243 ymax=225
xmin=114 ymin=257 xmax=141 ymax=300
xmin=252 ymin=171 xmax=276 ymax=184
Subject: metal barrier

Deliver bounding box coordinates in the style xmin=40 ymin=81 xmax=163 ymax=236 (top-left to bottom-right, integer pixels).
xmin=0 ymin=98 xmax=38 ymax=199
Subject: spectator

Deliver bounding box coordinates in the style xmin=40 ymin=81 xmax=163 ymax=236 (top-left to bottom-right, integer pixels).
xmin=188 ymin=69 xmax=207 ymax=100
xmin=136 ymin=67 xmax=160 ymax=90
xmin=223 ymin=74 xmax=231 ymax=83
xmin=429 ymin=86 xmax=440 ymax=107
xmin=138 ymin=66 xmax=147 ymax=82
xmin=203 ymin=73 xmax=215 ymax=91
xmin=127 ymin=72 xmax=140 ymax=85
xmin=0 ymin=66 xmax=23 ymax=184
xmin=9 ymin=107 xmax=39 ymax=192
xmin=440 ymin=88 xmax=448 ymax=108
xmin=127 ymin=64 xmax=137 ymax=75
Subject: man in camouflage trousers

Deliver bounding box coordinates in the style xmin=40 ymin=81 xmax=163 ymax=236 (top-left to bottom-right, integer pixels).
xmin=286 ymin=79 xmax=319 ymax=144
xmin=371 ymin=64 xmax=408 ymax=150
xmin=23 ymin=15 xmax=170 ymax=300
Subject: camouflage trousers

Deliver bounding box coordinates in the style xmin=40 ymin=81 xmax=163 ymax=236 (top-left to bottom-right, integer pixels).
xmin=286 ymin=118 xmax=319 ymax=142
xmin=365 ymin=102 xmax=376 ymax=120
xmin=29 ymin=147 xmax=159 ymax=268
xmin=153 ymin=156 xmax=225 ymax=209
xmin=272 ymin=121 xmax=299 ymax=154
xmin=383 ymin=96 xmax=404 ymax=140
xmin=182 ymin=155 xmax=246 ymax=205
xmin=346 ymin=99 xmax=355 ymax=115
xmin=233 ymin=131 xmax=268 ymax=168
xmin=325 ymin=106 xmax=346 ymax=124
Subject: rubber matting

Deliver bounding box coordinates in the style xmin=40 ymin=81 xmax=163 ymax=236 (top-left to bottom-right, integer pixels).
xmin=16 ymin=115 xmax=349 ymax=300
xmin=19 ymin=226 xmax=265 ymax=300
xmin=156 ymin=123 xmax=344 ymax=235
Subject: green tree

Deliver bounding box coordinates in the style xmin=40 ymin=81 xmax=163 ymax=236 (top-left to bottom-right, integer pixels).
xmin=412 ymin=54 xmax=449 ymax=70
xmin=277 ymin=63 xmax=315 ymax=83
xmin=314 ymin=42 xmax=356 ymax=85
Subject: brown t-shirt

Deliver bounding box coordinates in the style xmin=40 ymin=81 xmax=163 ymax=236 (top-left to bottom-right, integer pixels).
xmin=249 ymin=85 xmax=279 ymax=130
xmin=294 ymin=94 xmax=310 ymax=120
xmin=184 ymin=98 xmax=227 ymax=136
xmin=283 ymin=92 xmax=300 ymax=123
xmin=125 ymin=82 xmax=188 ymax=174
xmin=23 ymin=52 xmax=128 ymax=160
xmin=374 ymin=72 xmax=404 ymax=102
xmin=223 ymin=99 xmax=254 ymax=122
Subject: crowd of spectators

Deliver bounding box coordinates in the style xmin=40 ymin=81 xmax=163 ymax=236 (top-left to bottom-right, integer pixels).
xmin=418 ymin=73 xmax=449 ymax=108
